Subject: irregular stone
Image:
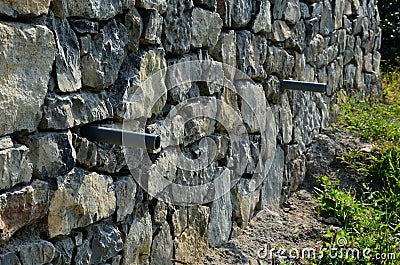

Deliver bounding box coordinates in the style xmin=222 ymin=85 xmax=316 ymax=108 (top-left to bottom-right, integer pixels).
xmin=305 ymin=17 xmax=320 ymax=42
xmin=294 ymin=52 xmax=306 ymax=81
xmin=150 ymin=222 xmax=173 ymax=265
xmin=125 ymin=7 xmax=142 ymax=51
xmin=141 ymin=9 xmax=163 ymax=45
xmin=47 ymin=168 xmax=116 ymax=238
xmin=86 ymin=222 xmax=123 ymax=264
xmin=273 ymin=0 xmax=300 ymax=24
xmin=289 ymin=156 xmax=306 ymax=191
xmin=0 ymin=252 xmax=20 ymax=265
xmin=191 ymin=7 xmax=223 ymax=48
xmin=25 ymin=132 xmax=76 ymax=179
xmin=372 ymin=51 xmax=380 ymax=73
xmin=0 ymin=180 xmax=49 ymax=241
xmin=152 ymin=201 xmax=168 ymax=226
xmin=175 ymin=206 xmax=210 ymax=263
xmin=299 ymin=2 xmax=310 ymax=18
xmin=52 ymin=17 xmax=82 ymax=93
xmin=279 ymin=93 xmax=293 ymax=144
xmin=52 ymin=237 xmax=74 ymax=265
xmin=136 ymin=0 xmax=167 ymax=13
xmin=68 ymin=18 xmax=99 ymax=34
xmin=0 ymin=22 xmax=55 ymax=136
xmin=217 ymin=0 xmax=253 ymax=28
xmin=334 ymin=0 xmax=345 ymax=29
xmin=291 ymin=91 xmax=321 ymax=148
xmin=195 ymin=0 xmax=217 ymax=11
xmin=117 ymin=48 xmax=167 ymax=120
xmin=319 ymin=0 xmax=334 ymax=36
xmin=114 ymin=176 xmax=137 ymax=222
xmin=231 ymin=178 xmax=260 ymax=228
xmin=208 ymin=192 xmax=232 ymax=247
xmin=0 ymin=0 xmax=51 ymax=17
xmin=18 ymin=240 xmax=55 ymax=265
xmin=209 ymin=30 xmax=236 ymax=68
xmin=235 ymin=80 xmax=267 ymax=133
xmin=122 ymin=212 xmax=153 ymax=265
xmin=74 ymin=239 xmax=92 ymax=265
xmin=81 ymin=19 xmax=128 ymax=90
xmin=40 ymin=92 xmax=113 ymax=130
xmin=0 ymin=144 xmax=32 ymax=191
xmin=304 ymin=34 xmax=325 ymax=66
xmin=0 ymin=136 xmax=13 ymax=150
xmin=252 ymin=0 xmax=272 ymax=33
xmin=344 ymin=63 xmax=357 ymax=88
xmin=57 ymin=0 xmax=123 ymax=20
xmin=268 ymin=20 xmax=291 ymax=42
xmin=262 ymin=75 xmax=281 ymax=103
xmin=74 ymin=136 xmax=126 ymax=174
xmin=264 ymin=46 xmax=294 ymax=79
xmin=260 ymin=146 xmax=284 ymax=208
xmin=163 ymin=0 xmax=193 ymax=54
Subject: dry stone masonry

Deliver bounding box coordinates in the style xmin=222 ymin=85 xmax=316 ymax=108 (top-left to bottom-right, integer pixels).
xmin=0 ymin=0 xmax=381 ymax=264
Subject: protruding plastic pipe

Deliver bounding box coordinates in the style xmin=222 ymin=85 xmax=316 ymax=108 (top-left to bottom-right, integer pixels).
xmin=81 ymin=126 xmax=161 ymax=151
xmin=280 ymin=80 xmax=326 ymax=93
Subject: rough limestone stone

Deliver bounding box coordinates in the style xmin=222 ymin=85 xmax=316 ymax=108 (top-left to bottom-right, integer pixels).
xmin=141 ymin=9 xmax=163 ymax=45
xmin=122 ymin=212 xmax=153 ymax=265
xmin=81 ymin=19 xmax=128 ymax=90
xmin=231 ymin=178 xmax=260 ymax=228
xmin=0 ymin=143 xmax=32 ymax=190
xmin=25 ymin=131 xmax=76 ymax=179
xmin=40 ymin=92 xmax=113 ymax=130
xmin=217 ymin=0 xmax=253 ymax=28
xmin=273 ymin=0 xmax=301 ymax=24
xmin=195 ymin=0 xmax=217 ymax=11
xmin=191 ymin=7 xmax=222 ymax=48
xmin=136 ymin=0 xmax=167 ymax=13
xmin=208 ymin=192 xmax=232 ymax=247
xmin=18 ymin=240 xmax=55 ymax=265
xmin=252 ymin=0 xmax=272 ymax=33
xmin=175 ymin=206 xmax=210 ymax=263
xmin=111 ymin=48 xmax=166 ymax=120
xmin=150 ymin=222 xmax=173 ymax=265
xmin=264 ymin=46 xmax=294 ymax=78
xmin=0 ymin=180 xmax=49 ymax=241
xmin=268 ymin=20 xmax=292 ymax=42
xmin=85 ymin=222 xmax=123 ymax=264
xmin=125 ymin=8 xmax=142 ymax=51
xmin=279 ymin=93 xmax=293 ymax=144
xmin=52 ymin=237 xmax=74 ymax=265
xmin=236 ymin=31 xmax=267 ymax=80
xmin=210 ymin=30 xmax=236 ymax=67
xmin=74 ymin=239 xmax=92 ymax=265
xmin=52 ymin=17 xmax=82 ymax=93
xmin=260 ymin=146 xmax=284 ymax=208
xmin=0 ymin=22 xmax=55 ymax=136
xmin=68 ymin=18 xmax=99 ymax=34
xmin=163 ymin=0 xmax=193 ymax=54
xmin=262 ymin=75 xmax=282 ymax=103
xmin=47 ymin=168 xmax=116 ymax=238
xmin=114 ymin=176 xmax=137 ymax=222
xmin=58 ymin=0 xmax=123 ymax=20
xmin=0 ymin=0 xmax=51 ymax=17
xmin=74 ymin=136 xmax=126 ymax=174
xmin=0 ymin=252 xmax=20 ymax=265
xmin=319 ymin=0 xmax=334 ymax=36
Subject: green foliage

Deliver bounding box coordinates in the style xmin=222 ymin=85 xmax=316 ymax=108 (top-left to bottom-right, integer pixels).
xmin=378 ymin=0 xmax=400 ymax=62
xmin=312 ymin=68 xmax=400 ymax=264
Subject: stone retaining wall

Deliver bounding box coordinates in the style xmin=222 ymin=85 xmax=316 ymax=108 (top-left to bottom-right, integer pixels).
xmin=0 ymin=0 xmax=380 ymax=264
